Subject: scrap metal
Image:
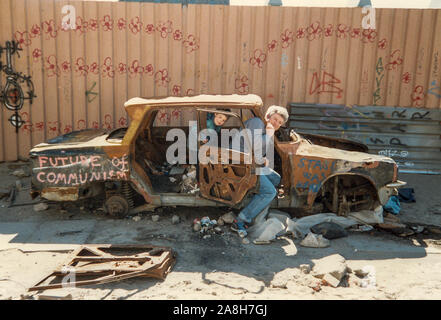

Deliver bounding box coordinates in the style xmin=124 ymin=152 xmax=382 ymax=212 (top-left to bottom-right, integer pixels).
xmin=28 ymin=244 xmax=176 ymax=292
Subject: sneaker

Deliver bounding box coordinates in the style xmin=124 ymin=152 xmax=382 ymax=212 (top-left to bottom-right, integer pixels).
xmin=231 ymin=219 xmax=248 ymax=238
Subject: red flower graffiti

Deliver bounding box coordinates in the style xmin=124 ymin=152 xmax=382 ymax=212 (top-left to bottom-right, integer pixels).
xmin=88 ymin=18 xmax=98 ymax=31
xmin=101 ymin=15 xmax=113 ymax=31
xmin=102 ymin=57 xmax=115 ymax=78
xmin=45 ymin=55 xmax=60 ymax=77
xmin=336 ymin=24 xmax=350 ymax=39
xmin=249 ymin=49 xmax=267 ymax=69
xmin=172 ymin=85 xmax=181 ymax=96
xmin=61 ymin=61 xmax=71 ymax=73
xmin=118 ymin=117 xmax=127 ymax=127
xmin=306 ymin=22 xmax=322 ymax=41
xmin=64 ymin=125 xmax=73 ymax=134
xmin=324 ymin=24 xmax=333 ymax=37
xmin=156 ymin=21 xmax=173 ymax=38
xmin=75 ymin=57 xmax=89 ymax=76
xmin=48 ymin=121 xmax=60 ymax=135
xmin=117 ymin=18 xmax=126 ymax=30
xmin=92 ymin=121 xmax=99 ymax=129
xmin=158 ymin=111 xmax=169 ymax=123
xmin=183 ymin=34 xmax=199 ymax=53
xmin=402 ymin=72 xmax=411 ymax=84
xmin=186 ymin=88 xmax=195 ymax=96
xmin=386 ymin=49 xmax=403 ymax=70
xmin=20 ymin=112 xmax=32 ymax=134
xmin=144 ymin=64 xmax=154 ymax=76
xmin=172 ymin=109 xmax=181 ymax=119
xmin=361 ymin=28 xmax=377 ymax=43
xmin=29 ymin=24 xmax=41 ymax=38
xmin=32 ymin=48 xmax=42 ymax=62
xmin=173 ymin=30 xmax=183 ymax=41
xmin=235 ymin=75 xmax=249 ymax=94
xmin=118 ymin=63 xmax=127 ymax=74
xmin=145 ymin=24 xmax=155 ymax=34
xmin=350 ymin=27 xmax=361 ymax=38
xmin=411 ymin=85 xmax=425 ymax=107
xmin=89 ymin=62 xmax=99 ymax=75
xmin=75 ymin=17 xmax=88 ymax=35
xmin=154 ymin=69 xmax=171 ymax=87
xmin=296 ymin=27 xmax=306 ymax=39
xmin=103 ymin=114 xmax=113 ymax=130
xmin=129 ymin=17 xmax=143 ymax=35
xmin=281 ymin=29 xmax=294 ymax=48
xmin=267 ymin=40 xmax=278 ymax=52
xmin=77 ymin=119 xmax=86 ymax=130
xmin=42 ymin=19 xmax=58 ymax=39
xmin=35 ymin=122 xmax=45 ymax=131
xmin=128 ymin=60 xmax=144 ymax=78
xmin=378 ymin=38 xmax=387 ymax=49
xmin=14 ymin=31 xmax=31 ymax=48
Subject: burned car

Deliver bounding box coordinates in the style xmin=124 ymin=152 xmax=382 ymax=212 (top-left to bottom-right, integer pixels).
xmin=30 ymin=94 xmax=405 ymax=218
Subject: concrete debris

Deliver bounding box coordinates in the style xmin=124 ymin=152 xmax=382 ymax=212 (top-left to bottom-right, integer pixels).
xmin=217 ymin=217 xmax=225 ymax=226
xmin=299 ymin=264 xmax=311 ymax=274
xmin=11 ymin=168 xmax=30 ymax=178
xmin=33 ymin=202 xmax=49 ymax=212
xmin=132 ymin=216 xmax=141 ymax=222
xmin=322 ymin=273 xmax=341 ymax=288
xmin=220 ymin=211 xmax=236 ymax=224
xmin=171 ymin=215 xmax=180 ymax=224
xmin=312 ymin=254 xmax=347 ymax=283
xmin=354 ymin=265 xmax=376 ymax=288
xmin=299 ymin=232 xmax=330 ymax=248
xmin=242 ymin=238 xmax=250 ymax=245
xmin=310 ymin=222 xmax=348 ymax=240
xmin=152 ymin=215 xmax=160 ymax=222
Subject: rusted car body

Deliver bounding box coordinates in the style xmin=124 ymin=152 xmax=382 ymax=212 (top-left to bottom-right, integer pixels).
xmin=30 ymin=94 xmax=405 ymax=218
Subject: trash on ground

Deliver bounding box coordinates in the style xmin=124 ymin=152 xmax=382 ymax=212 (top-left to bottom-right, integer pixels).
xmin=300 ymin=232 xmax=330 ymax=248
xmin=171 ymin=215 xmax=180 ymax=224
xmin=349 ymin=225 xmax=374 ymax=232
xmin=247 ymin=217 xmax=285 ymax=243
xmin=132 ymin=215 xmax=141 ymax=222
xmin=398 ymin=188 xmax=416 ymax=203
xmin=180 ymin=165 xmax=199 ymax=194
xmin=383 ymin=195 xmax=401 ymax=215
xmin=347 ymin=205 xmax=384 ymax=225
xmin=33 ymin=202 xmax=49 ymax=212
xmin=28 ymin=244 xmax=176 ymax=291
xmin=152 ymin=214 xmax=160 ymax=222
xmin=193 ymin=216 xmax=223 ymax=238
xmin=11 ymin=168 xmax=30 ymax=178
xmin=310 ymin=222 xmax=348 ymax=240
xmin=219 ymin=211 xmax=236 ymax=224
xmin=286 ymin=212 xmax=359 ymax=239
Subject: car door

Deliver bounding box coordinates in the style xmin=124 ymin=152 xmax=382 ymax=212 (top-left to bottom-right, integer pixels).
xmin=197 ymin=108 xmax=258 ymax=206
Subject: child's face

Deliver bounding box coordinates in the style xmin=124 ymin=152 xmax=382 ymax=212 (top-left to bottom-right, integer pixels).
xmin=214 ymin=113 xmax=228 ymax=126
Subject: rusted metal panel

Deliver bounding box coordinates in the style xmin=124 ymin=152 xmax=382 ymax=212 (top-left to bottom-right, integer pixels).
xmin=289 ymin=103 xmax=441 ymax=174
xmin=28 ymin=244 xmax=176 ymax=291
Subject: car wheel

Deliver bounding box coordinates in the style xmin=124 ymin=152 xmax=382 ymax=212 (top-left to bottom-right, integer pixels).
xmin=105 ymin=195 xmax=130 ymax=219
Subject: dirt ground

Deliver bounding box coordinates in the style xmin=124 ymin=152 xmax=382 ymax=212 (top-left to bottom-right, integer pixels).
xmin=1 ymin=161 xmax=441 ymax=300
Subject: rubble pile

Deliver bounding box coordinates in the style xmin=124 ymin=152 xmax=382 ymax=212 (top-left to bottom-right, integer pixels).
xmin=192 ymin=216 xmax=224 ymax=239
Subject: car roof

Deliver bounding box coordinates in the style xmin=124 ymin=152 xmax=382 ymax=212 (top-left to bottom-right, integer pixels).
xmin=124 ymin=94 xmax=263 ymax=110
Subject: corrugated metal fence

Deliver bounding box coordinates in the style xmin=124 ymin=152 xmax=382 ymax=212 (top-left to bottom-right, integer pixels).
xmin=289 ymin=103 xmax=441 ymax=174
xmin=0 ymin=0 xmax=440 ymax=161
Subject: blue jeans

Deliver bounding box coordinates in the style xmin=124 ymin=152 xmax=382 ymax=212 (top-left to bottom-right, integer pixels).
xmin=237 ymin=168 xmax=281 ymax=224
